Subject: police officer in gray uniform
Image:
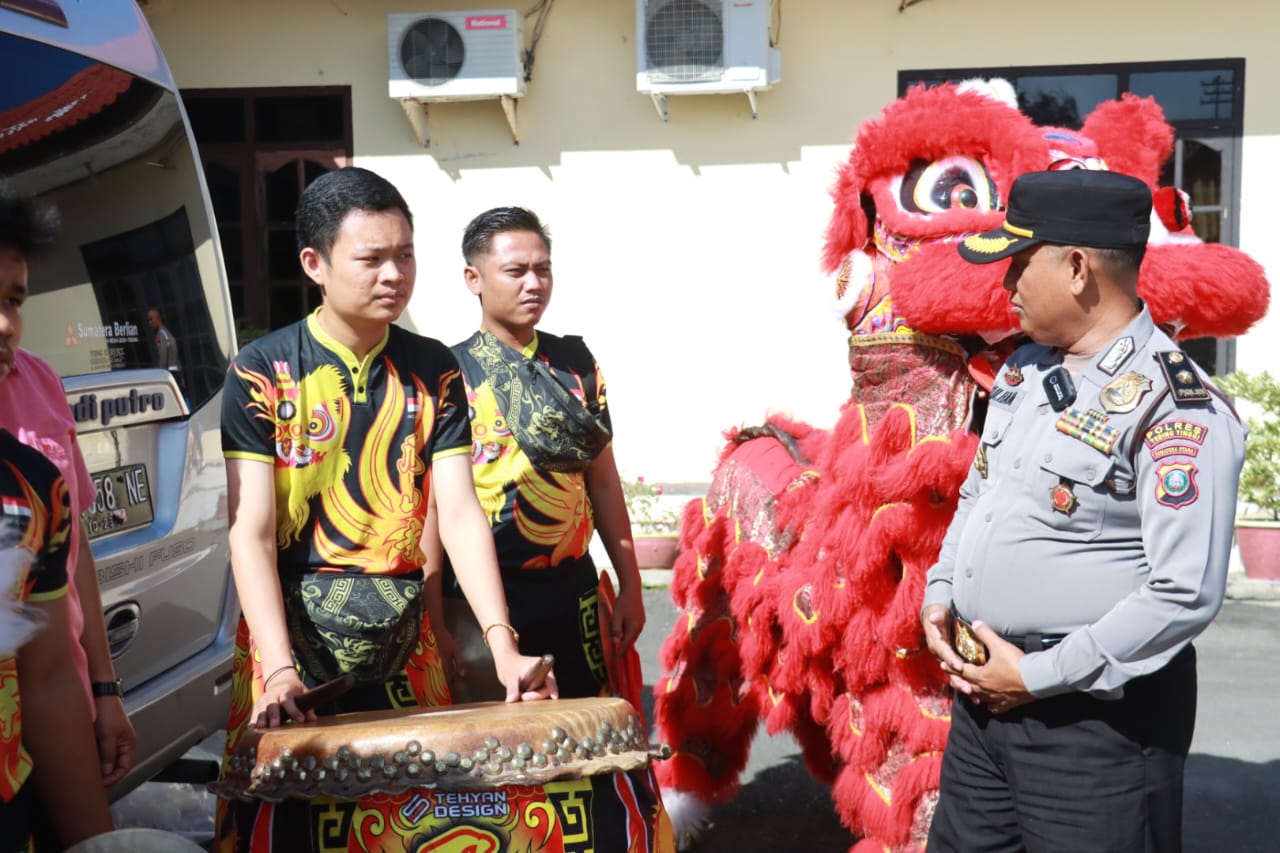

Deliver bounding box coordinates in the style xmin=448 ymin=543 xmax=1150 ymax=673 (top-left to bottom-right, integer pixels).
xmin=920 ymin=169 xmax=1246 ymax=852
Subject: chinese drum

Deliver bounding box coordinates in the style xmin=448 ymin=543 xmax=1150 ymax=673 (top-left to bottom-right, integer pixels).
xmin=211 ymin=697 xmax=673 ymax=852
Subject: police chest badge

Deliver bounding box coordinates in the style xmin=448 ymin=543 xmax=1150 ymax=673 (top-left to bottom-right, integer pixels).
xmin=1155 ymin=461 xmax=1199 ymax=509
xmin=1003 ymin=364 xmax=1024 ymax=387
xmin=1100 ymin=371 xmax=1153 ymax=414
xmin=1050 ymin=480 xmax=1078 ymax=516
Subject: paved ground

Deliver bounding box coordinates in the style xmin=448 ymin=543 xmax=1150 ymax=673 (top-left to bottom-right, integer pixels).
xmin=113 ymin=575 xmax=1280 ymax=852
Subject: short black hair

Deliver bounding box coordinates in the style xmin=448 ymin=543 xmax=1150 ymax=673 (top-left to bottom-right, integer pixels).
xmin=462 ymin=207 xmax=551 ymax=265
xmin=0 ymin=181 xmax=60 ymax=260
xmin=295 ymin=167 xmax=413 ymax=261
xmin=1088 ymin=245 xmax=1146 ymax=277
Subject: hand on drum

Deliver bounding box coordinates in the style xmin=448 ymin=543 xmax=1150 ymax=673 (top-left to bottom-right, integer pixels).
xmin=494 ymin=649 xmax=559 ymax=702
xmin=252 ymin=669 xmax=318 ymax=729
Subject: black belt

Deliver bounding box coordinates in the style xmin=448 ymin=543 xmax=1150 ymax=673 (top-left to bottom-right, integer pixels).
xmin=996 ymin=630 xmax=1065 ymax=653
xmin=951 ymin=605 xmax=1066 ymax=653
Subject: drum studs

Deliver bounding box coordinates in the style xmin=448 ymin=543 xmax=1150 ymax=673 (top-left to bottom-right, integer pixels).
xmin=516 ymin=743 xmax=533 ymax=760
xmin=382 ymin=764 xmax=397 ymax=779
xmin=582 ymin=737 xmax=595 ymax=752
xmin=531 ymin=753 xmax=548 ymax=768
xmin=302 ymin=756 xmax=317 ymax=771
xmin=435 ymin=761 xmax=448 ymax=775
xmin=555 ymin=747 xmax=570 ymax=763
xmin=485 ymin=761 xmax=501 ymax=776
xmin=325 ymin=757 xmax=340 ymax=771
xmin=574 ymin=745 xmax=588 ymax=759
xmin=337 ymin=746 xmax=353 ymax=762
xmin=406 ymin=740 xmax=422 ymax=756
xmin=542 ymin=740 xmax=557 ymax=755
xmin=370 ymin=756 xmax=385 ymax=772
xmin=444 ymin=751 xmax=461 ymax=767
xmin=270 ymin=758 xmax=283 ymax=771
xmin=474 ymin=748 xmax=489 ymax=762
xmin=421 ymin=750 xmax=435 ymax=765
xmin=406 ymin=762 xmax=422 ymax=778
xmin=357 ymin=767 xmax=373 ymax=782
xmin=393 ymin=750 xmax=407 ymax=765
xmin=496 ymin=746 xmax=512 ymax=762
xmin=314 ymin=769 xmax=327 ymax=783
xmin=564 ymin=737 xmax=578 ymax=752
xmin=483 ymin=736 xmax=500 ymax=750
xmin=551 ymin=727 xmax=567 ymax=743
xmin=460 ymin=756 xmax=475 ymax=771
xmin=511 ymin=757 xmax=526 ymax=770
xmin=336 ymin=767 xmax=349 ymax=782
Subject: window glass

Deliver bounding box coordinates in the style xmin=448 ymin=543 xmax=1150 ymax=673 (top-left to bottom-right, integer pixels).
xmin=185 ymin=96 xmax=245 ymax=144
xmin=1016 ymin=74 xmax=1118 ymax=128
xmin=1130 ymin=70 xmax=1235 ymax=122
xmin=254 ymin=94 xmax=345 ymax=143
xmin=0 ymin=33 xmax=233 ymax=409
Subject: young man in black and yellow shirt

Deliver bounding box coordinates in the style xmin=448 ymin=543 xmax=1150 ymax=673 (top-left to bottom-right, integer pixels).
xmin=215 ymin=169 xmax=554 ymax=852
xmin=440 ymin=207 xmax=646 ymax=699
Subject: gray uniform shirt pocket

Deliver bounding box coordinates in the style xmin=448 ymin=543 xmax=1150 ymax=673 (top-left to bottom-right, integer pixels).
xmin=1036 ymin=431 xmax=1116 ymax=542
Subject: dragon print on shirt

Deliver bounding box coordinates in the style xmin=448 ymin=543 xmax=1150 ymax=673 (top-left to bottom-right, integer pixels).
xmin=230 ymin=358 xmax=457 ymax=574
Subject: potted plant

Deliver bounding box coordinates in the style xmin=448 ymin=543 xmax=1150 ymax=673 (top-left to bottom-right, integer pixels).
xmin=623 ymin=477 xmax=681 ymax=569
xmin=1215 ymin=369 xmax=1280 ymax=580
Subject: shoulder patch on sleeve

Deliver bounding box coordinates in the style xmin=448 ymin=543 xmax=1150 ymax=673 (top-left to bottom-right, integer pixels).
xmin=1154 ymin=460 xmax=1199 ymax=509
xmin=1143 ymin=420 xmax=1208 ymax=460
xmin=1155 ymin=351 xmax=1210 ymax=405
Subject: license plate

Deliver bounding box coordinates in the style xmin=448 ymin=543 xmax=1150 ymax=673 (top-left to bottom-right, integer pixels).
xmin=84 ymin=464 xmax=153 ymax=539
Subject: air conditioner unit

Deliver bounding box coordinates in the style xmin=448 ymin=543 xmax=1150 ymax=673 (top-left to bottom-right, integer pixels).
xmin=388 ymin=10 xmax=525 ymax=101
xmin=388 ymin=10 xmax=525 ymax=145
xmin=636 ymin=0 xmax=780 ymax=119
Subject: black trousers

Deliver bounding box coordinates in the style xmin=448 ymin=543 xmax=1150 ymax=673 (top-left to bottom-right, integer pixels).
xmin=445 ymin=554 xmax=607 ymax=700
xmin=929 ymin=646 xmax=1197 ymax=853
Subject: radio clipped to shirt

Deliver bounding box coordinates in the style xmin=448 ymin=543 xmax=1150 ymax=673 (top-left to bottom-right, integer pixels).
xmin=1042 ymin=366 xmax=1077 ymax=412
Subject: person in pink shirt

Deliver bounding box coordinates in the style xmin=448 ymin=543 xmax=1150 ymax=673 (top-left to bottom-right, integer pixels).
xmin=0 ymin=185 xmax=136 ymax=792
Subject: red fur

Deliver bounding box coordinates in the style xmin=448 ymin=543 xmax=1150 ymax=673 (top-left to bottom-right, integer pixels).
xmin=890 ymin=242 xmax=1017 ymax=336
xmin=824 ymin=85 xmax=1046 ymax=271
xmin=1080 ymin=94 xmax=1173 ymax=186
xmin=1141 ymin=243 xmax=1272 ymax=339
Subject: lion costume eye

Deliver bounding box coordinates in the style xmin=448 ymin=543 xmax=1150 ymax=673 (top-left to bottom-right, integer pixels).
xmin=899 ymin=157 xmax=997 ymax=214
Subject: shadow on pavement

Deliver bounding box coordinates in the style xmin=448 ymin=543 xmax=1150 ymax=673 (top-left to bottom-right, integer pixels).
xmin=681 ymin=755 xmax=855 ymax=852
xmin=1185 ymin=754 xmax=1280 ymax=853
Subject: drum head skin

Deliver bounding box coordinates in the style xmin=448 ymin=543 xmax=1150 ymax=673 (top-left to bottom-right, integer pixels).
xmin=212 ymin=697 xmax=667 ymax=803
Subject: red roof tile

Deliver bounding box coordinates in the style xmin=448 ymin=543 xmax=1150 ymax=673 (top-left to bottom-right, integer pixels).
xmin=0 ymin=63 xmax=133 ymax=155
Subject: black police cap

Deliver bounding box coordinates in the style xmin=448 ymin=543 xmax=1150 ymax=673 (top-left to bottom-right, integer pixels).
xmin=958 ymin=169 xmax=1153 ymax=264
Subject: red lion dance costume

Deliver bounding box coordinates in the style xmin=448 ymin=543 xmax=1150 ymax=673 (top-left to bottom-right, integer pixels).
xmin=651 ymin=80 xmax=1270 ymax=851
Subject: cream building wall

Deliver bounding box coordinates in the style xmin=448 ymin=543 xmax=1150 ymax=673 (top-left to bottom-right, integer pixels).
xmin=143 ymin=0 xmax=1279 ymax=485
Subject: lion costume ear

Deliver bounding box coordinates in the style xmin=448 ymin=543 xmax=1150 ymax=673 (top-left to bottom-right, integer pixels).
xmin=1081 ymin=94 xmax=1174 ymax=186
xmin=821 ymin=159 xmax=872 ymax=274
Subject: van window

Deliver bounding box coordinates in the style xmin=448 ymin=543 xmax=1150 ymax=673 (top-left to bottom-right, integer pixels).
xmin=0 ymin=31 xmax=233 ymax=410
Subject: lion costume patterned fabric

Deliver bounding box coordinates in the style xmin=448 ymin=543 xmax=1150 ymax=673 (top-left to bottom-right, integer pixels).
xmin=651 ymin=80 xmax=1270 ymax=852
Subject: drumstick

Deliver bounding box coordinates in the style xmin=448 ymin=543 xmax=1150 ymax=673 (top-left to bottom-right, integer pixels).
xmin=294 ymin=673 xmax=356 ymax=713
xmin=518 ymin=654 xmax=555 ymax=693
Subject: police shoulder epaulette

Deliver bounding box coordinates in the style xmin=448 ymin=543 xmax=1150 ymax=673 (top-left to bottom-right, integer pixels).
xmin=1154 ymin=351 xmax=1211 ymax=406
